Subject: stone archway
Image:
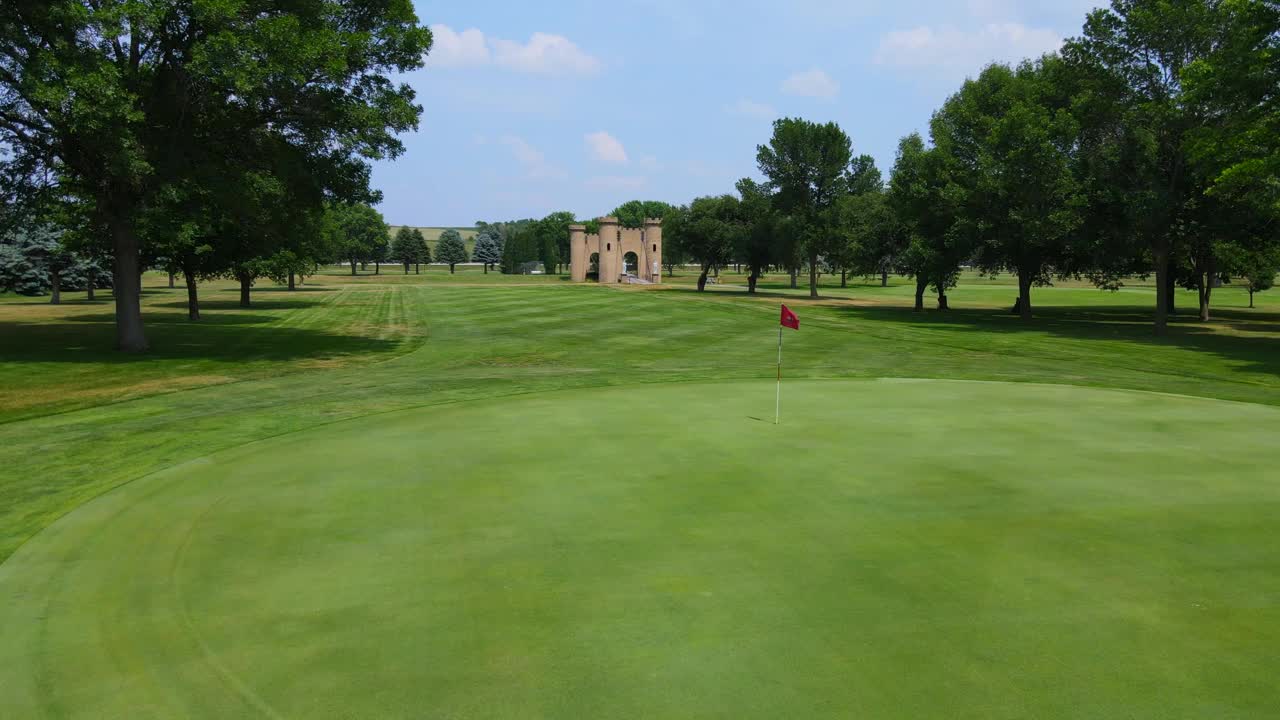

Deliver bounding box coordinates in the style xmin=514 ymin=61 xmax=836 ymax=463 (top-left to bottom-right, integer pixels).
xmin=587 ymin=253 xmax=600 ymax=281
xmin=623 ymin=251 xmax=639 ymax=277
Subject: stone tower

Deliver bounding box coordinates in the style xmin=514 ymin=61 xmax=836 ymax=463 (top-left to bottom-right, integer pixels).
xmin=569 ymin=217 xmax=662 ymax=284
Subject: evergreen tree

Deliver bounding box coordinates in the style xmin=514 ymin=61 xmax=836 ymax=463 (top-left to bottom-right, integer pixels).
xmin=390 ymin=227 xmax=421 ymax=274
xmin=472 ymin=232 xmax=501 ymax=273
xmin=436 ymin=229 xmax=469 ymax=273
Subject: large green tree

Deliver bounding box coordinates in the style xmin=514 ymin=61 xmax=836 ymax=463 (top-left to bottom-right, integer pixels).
xmin=436 ymin=229 xmax=469 ymax=273
xmin=665 ymin=196 xmax=740 ymax=292
xmin=888 ymin=133 xmax=964 ymax=311
xmin=1185 ymin=0 xmax=1280 ymax=220
xmin=936 ymin=58 xmax=1083 ymax=320
xmin=756 ymin=118 xmax=853 ymax=298
xmin=610 ymin=200 xmax=674 ymax=228
xmin=0 ymin=0 xmax=431 ymax=350
xmin=471 ymin=231 xmax=501 ymax=273
xmin=1063 ymin=0 xmax=1224 ymax=334
xmin=390 ymin=227 xmax=423 ymax=274
xmin=329 ymin=204 xmax=390 ymax=276
xmin=734 ymin=179 xmax=779 ymax=294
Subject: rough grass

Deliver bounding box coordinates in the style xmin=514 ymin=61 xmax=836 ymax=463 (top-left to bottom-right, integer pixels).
xmin=0 ymin=268 xmax=1278 ymax=717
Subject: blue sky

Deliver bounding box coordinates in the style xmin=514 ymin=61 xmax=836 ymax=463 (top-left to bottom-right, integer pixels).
xmin=372 ymin=0 xmax=1105 ymax=226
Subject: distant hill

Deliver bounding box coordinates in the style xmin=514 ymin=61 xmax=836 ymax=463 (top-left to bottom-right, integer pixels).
xmin=387 ymin=226 xmax=479 ymax=254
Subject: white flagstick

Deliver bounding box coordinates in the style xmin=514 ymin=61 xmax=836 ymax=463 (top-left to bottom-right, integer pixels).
xmin=775 ymin=323 xmax=783 ymax=425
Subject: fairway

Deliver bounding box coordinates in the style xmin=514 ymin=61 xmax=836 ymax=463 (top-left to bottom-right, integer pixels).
xmin=3 ymin=378 xmax=1277 ymax=719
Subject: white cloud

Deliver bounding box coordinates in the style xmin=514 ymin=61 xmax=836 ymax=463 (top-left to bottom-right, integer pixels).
xmin=427 ymin=25 xmax=600 ymax=75
xmin=493 ymin=32 xmax=601 ymax=74
xmin=499 ymin=135 xmax=566 ymax=180
xmin=427 ymin=25 xmax=490 ymax=67
xmin=726 ymin=99 xmax=777 ymax=119
xmin=874 ymin=23 xmax=1063 ymax=74
xmin=585 ymin=176 xmax=648 ymax=190
xmin=585 ymin=131 xmax=629 ymax=164
xmin=781 ymin=68 xmax=839 ymax=99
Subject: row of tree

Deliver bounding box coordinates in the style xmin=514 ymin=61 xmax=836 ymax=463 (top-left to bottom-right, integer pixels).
xmin=659 ymin=0 xmax=1279 ymax=330
xmin=0 ymin=0 xmax=435 ymax=350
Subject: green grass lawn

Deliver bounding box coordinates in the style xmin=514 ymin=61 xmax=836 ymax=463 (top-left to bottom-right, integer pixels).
xmin=1 ymin=269 xmax=1278 ymax=718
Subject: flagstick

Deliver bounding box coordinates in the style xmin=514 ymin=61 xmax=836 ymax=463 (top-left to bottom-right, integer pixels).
xmin=775 ymin=324 xmax=783 ymax=425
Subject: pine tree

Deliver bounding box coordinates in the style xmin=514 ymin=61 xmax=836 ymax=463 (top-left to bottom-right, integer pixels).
xmin=436 ymin=229 xmax=469 ymax=274
xmin=472 ymin=232 xmax=501 ymax=274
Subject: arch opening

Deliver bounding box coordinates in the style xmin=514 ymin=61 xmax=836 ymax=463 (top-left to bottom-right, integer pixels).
xmin=623 ymin=252 xmax=639 ymax=277
xmin=587 ymin=253 xmax=599 ymax=282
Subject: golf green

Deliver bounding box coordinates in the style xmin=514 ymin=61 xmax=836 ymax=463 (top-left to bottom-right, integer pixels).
xmin=2 ymin=379 xmax=1277 ymax=719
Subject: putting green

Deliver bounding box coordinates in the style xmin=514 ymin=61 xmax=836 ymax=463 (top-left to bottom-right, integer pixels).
xmin=2 ymin=379 xmax=1278 ymax=718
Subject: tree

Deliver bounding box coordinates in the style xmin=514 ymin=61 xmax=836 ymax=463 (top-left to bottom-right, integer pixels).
xmin=330 ymin=204 xmax=390 ymax=277
xmin=499 ymin=225 xmax=540 ymax=274
xmin=1235 ymin=247 xmax=1280 ymax=308
xmin=936 ymin=58 xmax=1083 ymax=320
xmin=436 ymin=229 xmax=469 ymax=273
xmin=1184 ymin=0 xmax=1280 ymax=220
xmin=888 ymin=133 xmax=964 ymax=311
xmin=391 ymin=227 xmax=422 ymax=274
xmin=472 ymin=231 xmax=501 ymax=273
xmin=756 ymin=118 xmax=853 ymax=298
xmin=412 ymin=228 xmax=430 ymax=273
xmin=0 ymin=1 xmax=432 ymax=350
xmin=536 ymin=211 xmax=576 ymax=274
xmin=666 ymin=196 xmax=740 ymax=291
xmin=838 ymin=190 xmax=905 ymax=287
xmin=735 ymin=179 xmax=779 ymax=294
xmin=0 ymin=225 xmax=88 ymax=300
xmin=1063 ymin=0 xmax=1223 ymax=334
xmin=611 ymin=200 xmax=674 ymax=228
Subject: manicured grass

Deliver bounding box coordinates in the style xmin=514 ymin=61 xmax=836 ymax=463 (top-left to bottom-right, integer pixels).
xmin=2 ymin=380 xmax=1278 ymax=718
xmin=1 ymin=270 xmax=1278 ymax=717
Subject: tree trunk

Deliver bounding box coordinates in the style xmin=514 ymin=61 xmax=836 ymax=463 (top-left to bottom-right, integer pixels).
xmin=1153 ymin=246 xmax=1170 ymax=335
xmin=415 ymin=263 xmax=420 ymax=274
xmin=168 ymin=271 xmax=175 ymax=288
xmin=881 ymin=270 xmax=888 ymax=287
xmin=809 ymin=252 xmax=819 ymax=298
xmin=449 ymin=263 xmax=456 ymax=274
xmin=714 ymin=266 xmax=720 ymax=278
xmin=108 ymin=213 xmax=148 ymax=352
xmin=483 ymin=263 xmax=488 ymax=274
xmin=1165 ymin=264 xmax=1177 ymax=315
xmin=748 ymin=273 xmax=758 ymax=294
xmin=1198 ymin=255 xmax=1215 ymax=322
xmin=50 ymin=269 xmax=61 ymax=305
xmin=840 ymin=269 xmax=847 ymax=288
xmin=239 ymin=275 xmax=251 ymax=307
xmin=375 ymin=262 xmax=380 ymax=275
xmin=288 ymin=272 xmax=296 ymax=291
xmin=789 ymin=268 xmax=797 ymax=289
xmin=1249 ymin=289 xmax=1254 ymax=308
xmin=361 ymin=262 xmax=367 ymax=270
xmin=1018 ymin=274 xmax=1033 ymax=321
xmin=937 ymin=287 xmax=949 ymax=311
xmin=350 ymin=259 xmax=357 ymax=276
xmin=87 ymin=281 xmax=95 ymax=301
xmin=183 ymin=267 xmax=200 ymax=320
xmin=914 ymin=276 xmax=927 ymax=312
xmin=697 ymin=267 xmax=709 ymax=292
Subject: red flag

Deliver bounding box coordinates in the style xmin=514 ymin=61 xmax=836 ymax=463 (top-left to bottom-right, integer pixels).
xmin=780 ymin=304 xmax=799 ymax=330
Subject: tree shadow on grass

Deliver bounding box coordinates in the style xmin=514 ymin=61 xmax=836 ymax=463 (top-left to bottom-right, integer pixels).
xmin=150 ymin=298 xmax=328 ymax=312
xmin=835 ymin=303 xmax=1280 ymax=379
xmin=251 ymin=286 xmax=337 ymax=293
xmin=0 ymin=316 xmax=401 ymax=364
